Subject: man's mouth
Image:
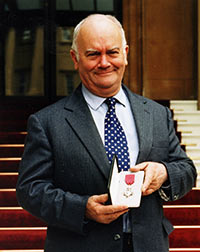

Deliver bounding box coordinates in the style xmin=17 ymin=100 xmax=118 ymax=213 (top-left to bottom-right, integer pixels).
xmin=95 ymin=70 xmax=115 ymax=76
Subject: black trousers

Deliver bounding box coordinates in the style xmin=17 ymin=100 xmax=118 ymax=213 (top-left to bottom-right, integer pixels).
xmin=123 ymin=233 xmax=133 ymax=252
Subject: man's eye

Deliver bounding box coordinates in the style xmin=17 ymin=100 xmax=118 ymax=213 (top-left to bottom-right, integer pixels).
xmin=108 ymin=51 xmax=119 ymax=55
xmin=87 ymin=52 xmax=100 ymax=57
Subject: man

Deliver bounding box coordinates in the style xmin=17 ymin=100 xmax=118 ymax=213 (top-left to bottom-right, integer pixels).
xmin=16 ymin=14 xmax=197 ymax=252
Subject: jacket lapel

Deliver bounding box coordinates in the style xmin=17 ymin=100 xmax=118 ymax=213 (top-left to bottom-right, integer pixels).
xmin=63 ymin=84 xmax=154 ymax=179
xmin=124 ymin=86 xmax=153 ymax=164
xmin=63 ymin=86 xmax=110 ymax=180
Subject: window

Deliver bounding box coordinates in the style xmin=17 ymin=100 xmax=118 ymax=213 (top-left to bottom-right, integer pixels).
xmin=0 ymin=0 xmax=122 ymax=98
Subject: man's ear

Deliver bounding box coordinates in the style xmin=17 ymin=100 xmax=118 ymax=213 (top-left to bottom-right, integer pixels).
xmin=124 ymin=45 xmax=129 ymax=65
xmin=70 ymin=49 xmax=79 ymax=70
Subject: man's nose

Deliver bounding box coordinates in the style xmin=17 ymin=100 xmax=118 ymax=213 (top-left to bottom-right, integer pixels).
xmin=98 ymin=55 xmax=111 ymax=68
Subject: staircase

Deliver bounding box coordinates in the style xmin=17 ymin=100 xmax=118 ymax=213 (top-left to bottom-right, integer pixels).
xmin=0 ymin=132 xmax=47 ymax=250
xmin=170 ymin=100 xmax=200 ymax=187
xmin=0 ymin=100 xmax=200 ymax=251
xmin=165 ymin=188 xmax=200 ymax=251
xmin=0 ymin=100 xmax=48 ymax=251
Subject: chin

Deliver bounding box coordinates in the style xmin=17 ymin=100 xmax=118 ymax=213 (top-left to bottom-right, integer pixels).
xmin=98 ymin=83 xmax=120 ymax=95
xmin=96 ymin=77 xmax=119 ymax=87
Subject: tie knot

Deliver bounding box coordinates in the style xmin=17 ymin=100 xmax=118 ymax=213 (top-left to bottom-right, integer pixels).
xmin=105 ymin=97 xmax=116 ymax=108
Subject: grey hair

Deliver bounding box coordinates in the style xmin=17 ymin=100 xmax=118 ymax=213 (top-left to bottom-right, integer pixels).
xmin=71 ymin=14 xmax=127 ymax=61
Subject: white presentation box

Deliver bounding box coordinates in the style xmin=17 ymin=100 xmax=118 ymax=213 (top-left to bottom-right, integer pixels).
xmin=108 ymin=157 xmax=144 ymax=208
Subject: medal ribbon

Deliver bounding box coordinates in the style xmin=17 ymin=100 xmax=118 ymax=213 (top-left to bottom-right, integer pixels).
xmin=125 ymin=174 xmax=135 ymax=185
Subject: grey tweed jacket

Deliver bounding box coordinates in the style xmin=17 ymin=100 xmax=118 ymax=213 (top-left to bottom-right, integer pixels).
xmin=16 ymin=84 xmax=197 ymax=252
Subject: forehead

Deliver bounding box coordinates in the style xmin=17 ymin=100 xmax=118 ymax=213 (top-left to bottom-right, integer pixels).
xmin=77 ymin=18 xmax=123 ymax=51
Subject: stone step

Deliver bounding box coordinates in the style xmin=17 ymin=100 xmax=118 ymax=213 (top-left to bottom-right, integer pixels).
xmin=194 ymin=161 xmax=200 ymax=186
xmin=181 ymin=134 xmax=200 ymax=146
xmin=0 ymin=120 xmax=27 ymax=132
xmin=177 ymin=122 xmax=200 ymax=135
xmin=194 ymin=160 xmax=200 ymax=169
xmin=0 ymin=144 xmax=24 ymax=158
xmin=0 ymin=173 xmax=18 ymax=189
xmin=0 ymin=110 xmax=30 ymax=120
xmin=0 ymin=189 xmax=19 ymax=207
xmin=0 ymin=132 xmax=27 ymax=144
xmin=173 ymin=111 xmax=200 ymax=123
xmin=163 ymin=205 xmax=200 ymax=225
xmin=169 ymin=226 xmax=200 ymax=248
xmin=0 ymin=250 xmax=44 ymax=252
xmin=196 ymin=175 xmax=200 ymax=188
xmin=0 ymin=207 xmax=46 ymax=227
xmin=0 ymin=158 xmax=20 ymax=172
xmin=169 ymin=249 xmax=200 ymax=252
xmin=186 ymin=146 xmax=200 ymax=159
xmin=170 ymin=100 xmax=198 ymax=111
xmin=0 ymin=227 xmax=46 ymax=249
xmin=164 ymin=188 xmax=200 ymax=205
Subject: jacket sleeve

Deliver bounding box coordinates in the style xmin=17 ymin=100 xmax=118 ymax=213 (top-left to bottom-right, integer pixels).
xmin=16 ymin=114 xmax=90 ymax=235
xmin=161 ymin=107 xmax=197 ymax=201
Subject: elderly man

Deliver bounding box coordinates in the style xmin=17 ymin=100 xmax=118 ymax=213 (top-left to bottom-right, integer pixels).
xmin=17 ymin=14 xmax=196 ymax=252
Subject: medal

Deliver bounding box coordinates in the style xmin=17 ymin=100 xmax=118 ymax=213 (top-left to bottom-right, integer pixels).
xmin=123 ymin=174 xmax=135 ymax=198
xmin=125 ymin=174 xmax=135 ymax=185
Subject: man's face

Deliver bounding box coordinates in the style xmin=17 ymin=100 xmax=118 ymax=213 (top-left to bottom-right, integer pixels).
xmin=70 ymin=18 xmax=128 ymax=97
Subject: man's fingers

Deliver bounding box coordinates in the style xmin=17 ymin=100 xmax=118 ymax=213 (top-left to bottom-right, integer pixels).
xmin=102 ymin=204 xmax=128 ymax=214
xmin=93 ymin=193 xmax=109 ymax=204
xmin=86 ymin=194 xmax=128 ymax=224
xmin=91 ymin=194 xmax=128 ymax=213
xmin=142 ymin=162 xmax=168 ymax=195
xmin=142 ymin=168 xmax=153 ymax=193
xmin=94 ymin=199 xmax=128 ymax=215
xmin=130 ymin=162 xmax=148 ymax=172
xmin=97 ymin=208 xmax=129 ymax=224
xmin=143 ymin=188 xmax=154 ymax=196
xmin=130 ymin=163 xmax=152 ymax=193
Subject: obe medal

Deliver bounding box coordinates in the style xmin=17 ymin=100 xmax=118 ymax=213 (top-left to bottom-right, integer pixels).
xmin=123 ymin=174 xmax=135 ymax=198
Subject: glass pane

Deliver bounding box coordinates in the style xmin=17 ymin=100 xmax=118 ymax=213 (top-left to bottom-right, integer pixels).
xmin=97 ymin=0 xmax=114 ymax=11
xmin=71 ymin=0 xmax=94 ymax=11
xmin=56 ymin=27 xmax=80 ymax=96
xmin=56 ymin=0 xmax=70 ymax=10
xmin=17 ymin=0 xmax=43 ymax=10
xmin=1 ymin=0 xmax=17 ymax=11
xmin=5 ymin=27 xmax=44 ymax=96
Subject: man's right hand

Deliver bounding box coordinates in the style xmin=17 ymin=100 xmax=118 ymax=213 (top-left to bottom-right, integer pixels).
xmin=85 ymin=193 xmax=129 ymax=224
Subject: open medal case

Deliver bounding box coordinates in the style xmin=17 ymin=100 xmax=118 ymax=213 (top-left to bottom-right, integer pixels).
xmin=108 ymin=156 xmax=144 ymax=208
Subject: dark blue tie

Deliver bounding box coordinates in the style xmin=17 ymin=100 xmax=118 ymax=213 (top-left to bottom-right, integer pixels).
xmin=104 ymin=97 xmax=130 ymax=171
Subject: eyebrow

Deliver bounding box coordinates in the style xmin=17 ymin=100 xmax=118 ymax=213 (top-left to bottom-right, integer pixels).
xmin=85 ymin=47 xmax=120 ymax=55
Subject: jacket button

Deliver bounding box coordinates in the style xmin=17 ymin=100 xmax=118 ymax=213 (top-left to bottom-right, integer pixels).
xmin=114 ymin=234 xmax=121 ymax=241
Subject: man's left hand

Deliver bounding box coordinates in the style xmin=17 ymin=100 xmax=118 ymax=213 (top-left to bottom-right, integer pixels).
xmin=130 ymin=162 xmax=168 ymax=196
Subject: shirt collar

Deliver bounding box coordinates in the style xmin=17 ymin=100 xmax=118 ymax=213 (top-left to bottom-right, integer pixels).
xmin=81 ymin=84 xmax=126 ymax=111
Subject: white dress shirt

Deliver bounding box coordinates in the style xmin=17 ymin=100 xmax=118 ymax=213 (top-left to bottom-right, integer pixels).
xmin=82 ymin=84 xmax=139 ymax=168
xmin=82 ymin=84 xmax=140 ymax=233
